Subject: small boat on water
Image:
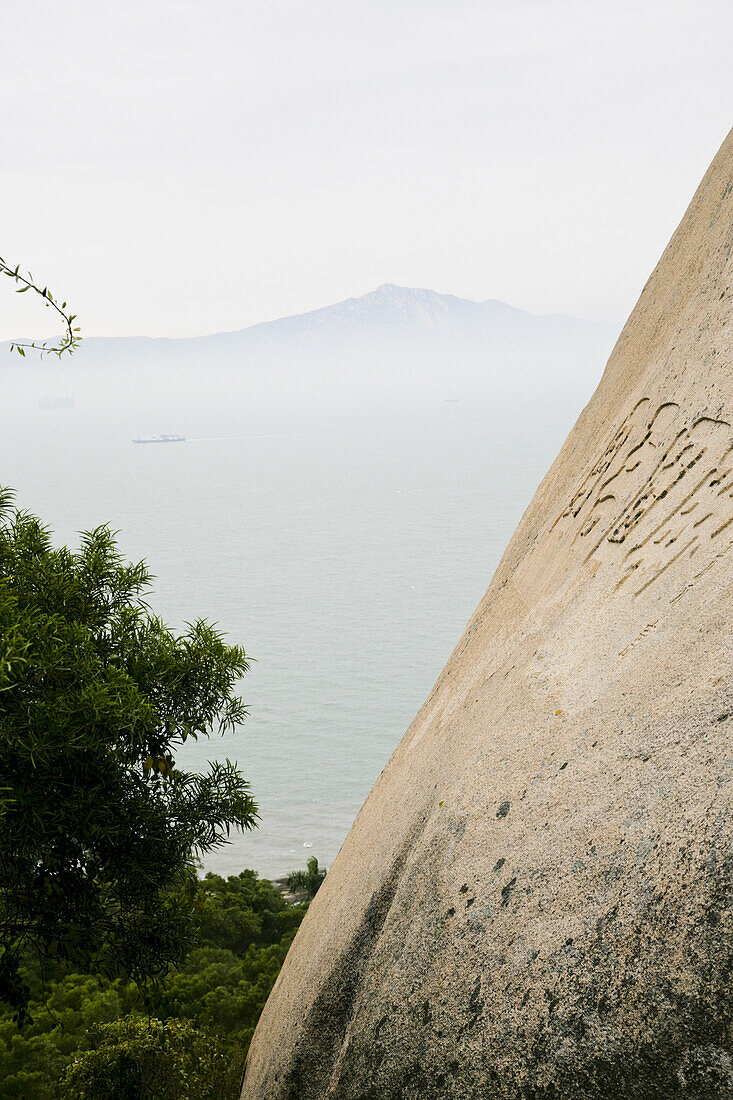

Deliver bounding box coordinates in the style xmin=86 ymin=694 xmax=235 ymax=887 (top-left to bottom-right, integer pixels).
xmin=132 ymin=434 xmax=186 ymax=444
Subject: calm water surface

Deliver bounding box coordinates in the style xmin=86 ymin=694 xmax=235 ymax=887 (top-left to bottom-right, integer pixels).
xmin=0 ymin=363 xmax=594 ymax=877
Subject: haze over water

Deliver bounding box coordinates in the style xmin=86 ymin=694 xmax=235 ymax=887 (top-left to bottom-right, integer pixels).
xmin=0 ymin=344 xmax=608 ymax=878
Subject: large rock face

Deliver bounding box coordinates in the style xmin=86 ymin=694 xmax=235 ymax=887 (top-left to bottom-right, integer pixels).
xmin=242 ymin=131 xmax=733 ymax=1099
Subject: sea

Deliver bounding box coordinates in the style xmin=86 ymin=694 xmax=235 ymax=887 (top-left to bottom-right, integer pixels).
xmin=0 ymin=357 xmax=601 ymax=879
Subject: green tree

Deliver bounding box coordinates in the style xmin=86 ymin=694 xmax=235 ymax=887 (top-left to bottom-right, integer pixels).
xmin=0 ymin=490 xmax=257 ymax=1022
xmin=0 ymin=969 xmax=138 ymax=1100
xmin=0 ymin=868 xmax=310 ymax=1098
xmin=60 ymin=1015 xmax=233 ymax=1100
xmin=286 ymin=856 xmax=326 ymax=902
xmin=195 ymin=869 xmax=305 ymax=955
xmin=152 ymin=871 xmax=307 ymax=1054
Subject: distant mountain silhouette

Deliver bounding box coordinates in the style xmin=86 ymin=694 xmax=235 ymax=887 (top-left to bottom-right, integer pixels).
xmin=192 ymin=283 xmax=616 ymax=348
xmin=2 ymin=285 xmax=619 ymax=398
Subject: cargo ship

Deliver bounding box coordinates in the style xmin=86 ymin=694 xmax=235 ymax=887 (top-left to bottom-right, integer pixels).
xmin=132 ymin=434 xmax=186 ymax=444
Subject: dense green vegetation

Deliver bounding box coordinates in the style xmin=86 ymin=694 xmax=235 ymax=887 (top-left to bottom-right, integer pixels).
xmin=0 ymin=869 xmax=308 ymax=1099
xmin=0 ymin=484 xmax=324 ymax=1095
xmin=61 ymin=1015 xmax=235 ymax=1100
xmin=61 ymin=1016 xmax=233 ymax=1100
xmin=0 ymin=490 xmax=310 ymax=1095
xmin=0 ymin=491 xmax=257 ymax=1020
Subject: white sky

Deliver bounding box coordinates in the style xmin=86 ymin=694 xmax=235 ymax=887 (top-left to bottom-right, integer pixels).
xmin=1 ymin=0 xmax=731 ymax=338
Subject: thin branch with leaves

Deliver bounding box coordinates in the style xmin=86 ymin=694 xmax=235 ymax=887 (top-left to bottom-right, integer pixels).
xmin=0 ymin=256 xmax=81 ymax=357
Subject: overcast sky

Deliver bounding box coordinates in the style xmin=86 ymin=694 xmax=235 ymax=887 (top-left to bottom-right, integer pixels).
xmin=1 ymin=1 xmax=731 ymax=339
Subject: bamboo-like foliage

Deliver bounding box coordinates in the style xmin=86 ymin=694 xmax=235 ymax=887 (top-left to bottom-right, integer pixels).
xmin=0 ymin=257 xmax=81 ymax=357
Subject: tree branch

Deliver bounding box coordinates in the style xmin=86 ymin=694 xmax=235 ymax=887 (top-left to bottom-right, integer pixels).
xmin=1 ymin=256 xmax=81 ymax=358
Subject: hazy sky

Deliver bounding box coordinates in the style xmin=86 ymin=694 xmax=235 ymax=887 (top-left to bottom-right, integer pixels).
xmin=2 ymin=1 xmax=731 ymax=339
